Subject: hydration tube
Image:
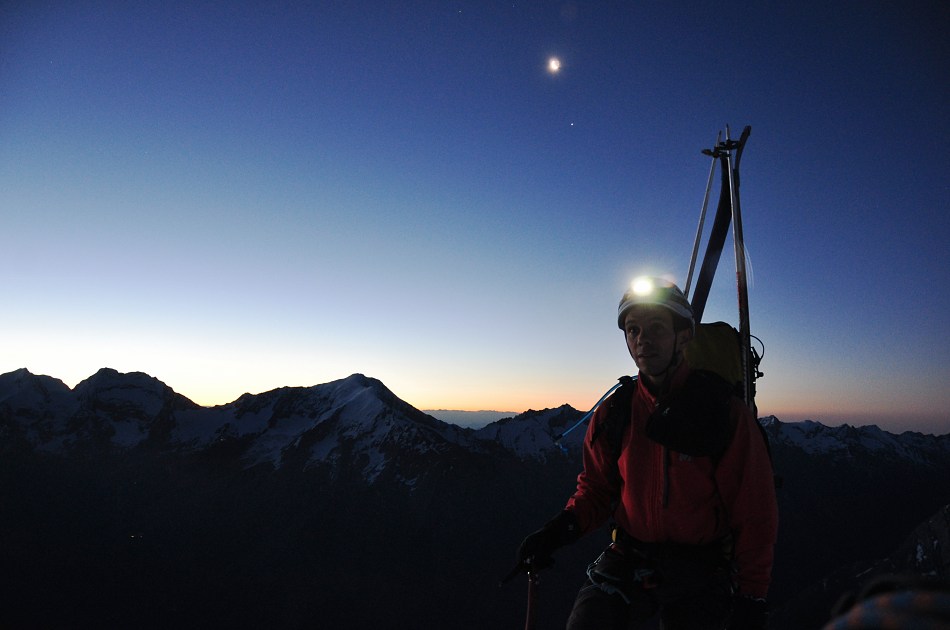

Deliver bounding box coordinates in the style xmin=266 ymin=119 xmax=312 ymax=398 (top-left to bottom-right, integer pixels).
xmin=553 ymin=377 xmax=633 ymax=452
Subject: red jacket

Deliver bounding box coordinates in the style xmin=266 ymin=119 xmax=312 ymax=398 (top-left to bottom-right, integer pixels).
xmin=566 ymin=361 xmax=778 ymax=598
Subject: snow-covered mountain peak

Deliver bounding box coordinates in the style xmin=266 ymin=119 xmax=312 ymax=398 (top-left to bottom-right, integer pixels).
xmin=72 ymin=367 xmax=194 ymax=418
xmin=759 ymin=415 xmax=780 ymax=428
xmin=763 ymin=416 xmax=950 ymax=466
xmin=169 ymin=372 xmax=476 ymax=479
xmin=474 ymin=404 xmax=585 ymax=461
xmin=0 ymin=368 xmax=72 ymax=406
xmin=324 ymin=374 xmax=389 ymax=429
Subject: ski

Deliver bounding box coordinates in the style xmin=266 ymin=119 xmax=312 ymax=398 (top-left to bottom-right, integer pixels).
xmin=687 ymin=125 xmax=758 ymax=410
xmin=726 ymin=127 xmax=755 ymax=409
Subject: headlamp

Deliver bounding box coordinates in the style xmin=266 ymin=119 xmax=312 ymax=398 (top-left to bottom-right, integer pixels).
xmin=631 ymin=276 xmax=655 ymax=297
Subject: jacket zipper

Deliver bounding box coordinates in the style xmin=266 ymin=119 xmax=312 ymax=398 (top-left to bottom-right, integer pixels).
xmin=655 ymin=396 xmax=671 ymax=510
xmin=662 ymin=446 xmax=671 ymax=508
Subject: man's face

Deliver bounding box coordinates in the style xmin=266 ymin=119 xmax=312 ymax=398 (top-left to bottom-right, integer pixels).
xmin=622 ymin=305 xmax=690 ymax=380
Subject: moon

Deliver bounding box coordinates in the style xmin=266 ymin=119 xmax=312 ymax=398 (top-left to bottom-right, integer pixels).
xmin=547 ymin=57 xmax=561 ymax=74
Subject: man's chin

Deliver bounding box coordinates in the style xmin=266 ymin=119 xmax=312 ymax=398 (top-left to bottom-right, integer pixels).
xmin=636 ymin=360 xmax=662 ymax=375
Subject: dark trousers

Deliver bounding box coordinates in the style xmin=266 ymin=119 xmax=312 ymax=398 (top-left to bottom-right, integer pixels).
xmin=565 ymin=543 xmax=733 ymax=630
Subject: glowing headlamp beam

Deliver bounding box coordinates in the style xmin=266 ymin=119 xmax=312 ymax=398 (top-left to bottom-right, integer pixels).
xmin=631 ymin=277 xmax=655 ymax=296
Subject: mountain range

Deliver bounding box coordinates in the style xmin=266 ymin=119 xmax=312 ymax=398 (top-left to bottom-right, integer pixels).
xmin=2 ymin=368 xmax=948 ymax=629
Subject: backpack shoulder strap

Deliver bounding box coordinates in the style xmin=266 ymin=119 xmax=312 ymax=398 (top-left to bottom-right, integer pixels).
xmin=590 ymin=375 xmax=637 ymax=459
xmin=646 ymin=369 xmax=737 ymax=461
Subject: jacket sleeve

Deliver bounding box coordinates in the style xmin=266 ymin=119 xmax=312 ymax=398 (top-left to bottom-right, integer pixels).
xmin=565 ymin=405 xmax=623 ymax=535
xmin=715 ymin=399 xmax=779 ymax=598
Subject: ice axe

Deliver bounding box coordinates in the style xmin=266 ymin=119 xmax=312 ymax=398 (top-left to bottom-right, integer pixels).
xmin=523 ymin=561 xmax=540 ymax=630
xmin=500 ymin=557 xmax=541 ymax=630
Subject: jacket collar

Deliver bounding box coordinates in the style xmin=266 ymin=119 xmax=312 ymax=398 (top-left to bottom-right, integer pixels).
xmin=636 ymin=358 xmax=691 ymax=406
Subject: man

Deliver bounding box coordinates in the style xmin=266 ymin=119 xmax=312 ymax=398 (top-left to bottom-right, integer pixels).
xmin=515 ymin=277 xmax=778 ymax=629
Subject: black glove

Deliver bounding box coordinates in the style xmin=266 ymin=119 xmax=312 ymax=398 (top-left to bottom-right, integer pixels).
xmin=515 ymin=510 xmax=580 ymax=572
xmin=729 ymin=595 xmax=768 ymax=630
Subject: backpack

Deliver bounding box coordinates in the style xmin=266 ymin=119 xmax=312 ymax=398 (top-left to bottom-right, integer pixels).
xmin=592 ymin=322 xmax=777 ymax=484
xmin=591 ymin=369 xmax=736 ymax=463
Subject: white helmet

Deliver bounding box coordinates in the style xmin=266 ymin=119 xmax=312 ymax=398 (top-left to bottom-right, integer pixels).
xmin=617 ymin=276 xmax=694 ymax=333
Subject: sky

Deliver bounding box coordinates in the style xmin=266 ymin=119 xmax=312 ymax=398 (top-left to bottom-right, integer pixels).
xmin=2 ymin=1 xmax=948 ymax=433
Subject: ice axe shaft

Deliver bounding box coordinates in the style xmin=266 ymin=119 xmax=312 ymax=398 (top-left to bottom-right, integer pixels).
xmin=524 ymin=568 xmax=539 ymax=630
xmin=498 ymin=558 xmax=541 ymax=629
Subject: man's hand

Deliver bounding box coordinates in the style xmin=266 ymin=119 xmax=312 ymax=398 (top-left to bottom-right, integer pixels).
xmin=514 ymin=510 xmax=579 ymax=574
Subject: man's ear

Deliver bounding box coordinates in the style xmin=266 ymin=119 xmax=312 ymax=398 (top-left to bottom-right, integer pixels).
xmin=676 ymin=327 xmax=693 ymax=347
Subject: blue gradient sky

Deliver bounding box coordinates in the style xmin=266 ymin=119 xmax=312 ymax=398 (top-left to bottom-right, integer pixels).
xmin=2 ymin=2 xmax=948 ymax=433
